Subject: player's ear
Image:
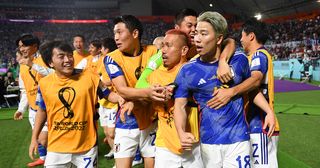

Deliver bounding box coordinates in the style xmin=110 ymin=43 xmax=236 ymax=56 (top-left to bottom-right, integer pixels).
xmin=132 ymin=29 xmax=139 ymax=39
xmin=49 ymin=61 xmax=54 ymax=68
xmin=174 ymin=24 xmax=180 ymax=30
xmin=249 ymin=32 xmax=255 ymax=41
xmin=216 ymin=34 xmax=224 ymax=45
xmin=181 ymin=45 xmax=189 ymax=56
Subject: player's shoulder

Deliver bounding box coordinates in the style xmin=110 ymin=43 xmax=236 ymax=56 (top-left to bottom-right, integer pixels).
xmin=254 ymin=48 xmax=270 ymax=58
xmin=107 ymin=49 xmax=121 ymax=58
xmin=103 ymin=54 xmax=116 ymax=64
xmin=230 ymin=50 xmax=248 ymax=63
xmin=180 ymin=58 xmax=198 ymax=71
xmin=143 ymin=45 xmax=157 ymax=53
xmin=142 ymin=45 xmax=158 ymax=58
xmin=39 ymin=72 xmax=55 ymax=85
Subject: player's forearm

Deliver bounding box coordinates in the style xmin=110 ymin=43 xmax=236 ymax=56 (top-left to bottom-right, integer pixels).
xmin=116 ymin=86 xmax=152 ymax=101
xmin=232 ymin=76 xmax=261 ymax=96
xmin=31 ymin=109 xmax=47 ymax=141
xmin=32 ymin=64 xmax=54 ymax=76
xmin=17 ymin=92 xmax=28 ymax=113
xmin=220 ymin=38 xmax=236 ymax=62
xmin=251 ymin=91 xmax=274 ymax=114
xmin=107 ymin=92 xmax=122 ymax=104
xmin=174 ymin=99 xmax=188 ymax=134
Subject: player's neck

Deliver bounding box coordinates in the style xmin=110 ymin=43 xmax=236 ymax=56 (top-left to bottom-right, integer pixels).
xmin=76 ymin=49 xmax=85 ymax=56
xmin=200 ymin=47 xmax=221 ymax=63
xmin=123 ymin=42 xmax=142 ymax=57
xmin=248 ymin=43 xmax=263 ymax=55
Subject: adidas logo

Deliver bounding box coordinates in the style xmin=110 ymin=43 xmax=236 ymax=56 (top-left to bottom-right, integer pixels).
xmin=254 ymin=160 xmax=259 ymax=164
xmin=198 ymin=78 xmax=207 ymax=85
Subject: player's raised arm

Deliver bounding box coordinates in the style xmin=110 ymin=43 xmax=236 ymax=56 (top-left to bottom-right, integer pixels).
xmin=217 ymin=38 xmax=236 ymax=83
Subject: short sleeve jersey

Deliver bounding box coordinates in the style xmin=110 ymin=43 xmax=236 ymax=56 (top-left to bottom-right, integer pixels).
xmin=174 ymin=51 xmax=251 ymax=144
xmin=247 ymin=47 xmax=280 ymax=134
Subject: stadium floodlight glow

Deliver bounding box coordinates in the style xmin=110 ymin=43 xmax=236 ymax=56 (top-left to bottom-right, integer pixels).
xmin=209 ymin=3 xmax=213 ymax=7
xmin=254 ymin=14 xmax=262 ymax=20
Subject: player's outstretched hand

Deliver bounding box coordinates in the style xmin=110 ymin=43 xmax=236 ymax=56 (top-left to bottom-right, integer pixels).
xmin=178 ymin=131 xmax=197 ymax=151
xmin=217 ymin=61 xmax=232 ymax=83
xmin=29 ymin=139 xmax=38 ymax=160
xmin=14 ymin=111 xmax=23 ymax=120
xmin=264 ymin=112 xmax=276 ymax=137
xmin=207 ymin=88 xmax=234 ymax=109
xmin=119 ymin=101 xmax=134 ymax=123
xmin=149 ymin=84 xmax=166 ymax=102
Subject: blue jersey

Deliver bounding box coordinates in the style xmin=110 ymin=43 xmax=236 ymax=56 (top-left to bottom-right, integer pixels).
xmin=174 ymin=51 xmax=250 ymax=144
xmin=104 ymin=56 xmax=139 ymax=129
xmin=247 ymin=47 xmax=279 ymax=134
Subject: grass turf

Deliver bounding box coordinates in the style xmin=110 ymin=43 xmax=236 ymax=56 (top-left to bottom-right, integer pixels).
xmin=0 ymin=88 xmax=319 ymax=167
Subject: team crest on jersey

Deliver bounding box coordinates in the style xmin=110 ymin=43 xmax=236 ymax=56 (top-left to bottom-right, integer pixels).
xmin=115 ymin=143 xmax=120 ymax=153
xmin=135 ymin=66 xmax=142 ymax=79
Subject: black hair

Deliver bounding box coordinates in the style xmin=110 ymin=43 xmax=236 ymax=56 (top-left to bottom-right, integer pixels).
xmin=101 ymin=38 xmax=117 ymax=52
xmin=174 ymin=8 xmax=198 ymax=25
xmin=16 ymin=34 xmax=40 ymax=49
xmin=113 ymin=15 xmax=143 ymax=40
xmin=89 ymin=40 xmax=102 ymax=49
xmin=242 ymin=18 xmax=268 ymax=44
xmin=73 ymin=34 xmax=85 ymax=42
xmin=40 ymin=41 xmax=73 ymax=67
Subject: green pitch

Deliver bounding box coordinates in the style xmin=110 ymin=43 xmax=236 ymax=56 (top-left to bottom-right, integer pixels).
xmin=0 ymin=89 xmax=319 ymax=167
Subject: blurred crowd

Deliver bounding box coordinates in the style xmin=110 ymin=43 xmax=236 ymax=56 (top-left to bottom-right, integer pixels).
xmin=0 ymin=8 xmax=319 ymax=88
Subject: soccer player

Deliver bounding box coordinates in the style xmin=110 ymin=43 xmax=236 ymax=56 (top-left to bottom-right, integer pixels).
xmin=14 ymin=34 xmax=48 ymax=167
xmin=75 ymin=40 xmax=104 ymax=72
xmin=207 ymin=18 xmax=279 ymax=167
xmin=99 ymin=38 xmax=118 ymax=159
xmin=73 ymin=34 xmax=90 ymax=67
xmin=174 ymin=11 xmax=252 ymax=168
xmin=28 ymin=40 xmax=125 ymax=167
xmin=101 ymin=38 xmax=117 ymax=56
xmin=104 ymin=15 xmax=166 ymax=168
xmin=148 ymin=29 xmax=203 ymax=167
xmin=136 ymin=8 xmax=235 ymax=88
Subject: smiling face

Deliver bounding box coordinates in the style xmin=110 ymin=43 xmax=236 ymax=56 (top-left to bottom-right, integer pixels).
xmin=18 ymin=40 xmax=37 ymax=58
xmin=240 ymin=30 xmax=252 ymax=54
xmin=49 ymin=48 xmax=74 ymax=78
xmin=88 ymin=43 xmax=101 ymax=56
xmin=176 ymin=15 xmax=197 ymax=45
xmin=113 ymin=22 xmax=136 ymax=53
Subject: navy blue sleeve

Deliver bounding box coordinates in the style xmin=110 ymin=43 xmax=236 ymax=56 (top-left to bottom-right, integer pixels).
xmin=104 ymin=56 xmax=124 ymax=79
xmin=174 ymin=66 xmax=190 ymax=98
xmin=36 ymin=88 xmax=46 ymax=111
xmin=250 ymin=51 xmax=268 ymax=75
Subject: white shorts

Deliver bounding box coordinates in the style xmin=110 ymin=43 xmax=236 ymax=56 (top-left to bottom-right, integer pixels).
xmin=29 ymin=108 xmax=48 ymax=131
xmin=98 ymin=106 xmax=117 ymax=127
xmin=45 ymin=146 xmax=97 ymax=168
xmin=114 ymin=123 xmax=157 ymax=158
xmin=201 ymin=141 xmax=251 ymax=168
xmin=250 ymin=133 xmax=279 ymax=168
xmin=155 ymin=144 xmax=203 ymax=168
